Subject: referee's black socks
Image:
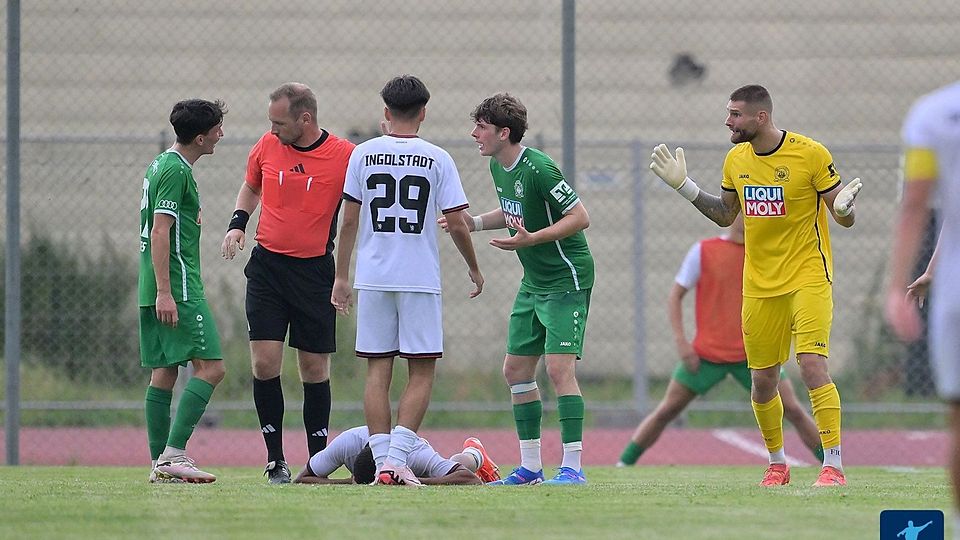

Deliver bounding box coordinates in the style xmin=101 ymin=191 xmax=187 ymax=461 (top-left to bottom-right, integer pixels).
xmin=253 ymin=376 xmax=285 ymax=463
xmin=303 ymin=380 xmax=331 ymax=456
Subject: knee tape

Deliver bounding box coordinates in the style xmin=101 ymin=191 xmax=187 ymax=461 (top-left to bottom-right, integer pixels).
xmin=510 ymin=381 xmax=538 ymax=394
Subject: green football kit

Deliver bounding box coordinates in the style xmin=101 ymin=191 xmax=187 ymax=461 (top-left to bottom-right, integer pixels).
xmin=488 ymin=147 xmax=594 ymax=357
xmin=138 ymin=150 xmax=222 ymax=366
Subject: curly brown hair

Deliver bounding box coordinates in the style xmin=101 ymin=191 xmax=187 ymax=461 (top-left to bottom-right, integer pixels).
xmin=471 ymin=93 xmax=527 ymax=144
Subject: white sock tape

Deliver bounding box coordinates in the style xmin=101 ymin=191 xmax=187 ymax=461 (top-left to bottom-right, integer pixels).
xmin=510 ymin=381 xmax=538 ymax=394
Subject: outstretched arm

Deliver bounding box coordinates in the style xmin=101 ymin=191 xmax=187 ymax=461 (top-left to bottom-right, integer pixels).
xmin=821 ymin=178 xmax=861 ymax=228
xmin=650 ymin=144 xmax=740 ymax=226
xmin=438 ymin=208 xmax=507 ymax=233
xmin=692 ymin=189 xmax=741 ymax=227
xmin=293 ymin=464 xmax=354 ymax=484
xmin=489 ymin=202 xmax=589 ymax=251
xmin=222 ymin=182 xmax=262 ymax=259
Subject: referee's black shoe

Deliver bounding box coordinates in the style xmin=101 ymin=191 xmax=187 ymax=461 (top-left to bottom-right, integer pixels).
xmin=264 ymin=460 xmax=291 ymax=484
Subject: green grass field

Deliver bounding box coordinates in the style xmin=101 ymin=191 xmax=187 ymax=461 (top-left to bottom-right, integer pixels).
xmin=0 ymin=466 xmax=949 ymax=539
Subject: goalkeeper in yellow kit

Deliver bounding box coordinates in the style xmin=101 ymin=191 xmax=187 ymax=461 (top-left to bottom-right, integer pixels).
xmin=649 ymin=85 xmax=862 ymax=487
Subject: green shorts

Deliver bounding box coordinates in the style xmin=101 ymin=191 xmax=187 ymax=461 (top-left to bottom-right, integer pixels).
xmin=506 ymin=288 xmax=591 ymax=358
xmin=673 ymin=359 xmax=786 ymax=395
xmin=139 ymin=299 xmax=223 ymax=368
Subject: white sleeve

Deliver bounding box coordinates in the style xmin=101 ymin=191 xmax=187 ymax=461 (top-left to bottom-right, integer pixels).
xmin=343 ymin=145 xmax=364 ymax=202
xmin=307 ymin=427 xmax=364 ymax=477
xmin=435 ymin=150 xmax=469 ymax=212
xmin=674 ymin=242 xmax=701 ymax=290
xmin=902 ymin=97 xmax=934 ymax=148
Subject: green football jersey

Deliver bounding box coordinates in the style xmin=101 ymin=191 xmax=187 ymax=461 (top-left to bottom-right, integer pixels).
xmin=489 ymin=147 xmax=594 ymax=293
xmin=138 ymin=150 xmax=205 ymax=306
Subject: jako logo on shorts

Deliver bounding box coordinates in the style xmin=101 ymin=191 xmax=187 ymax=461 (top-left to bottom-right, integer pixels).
xmin=743 ymin=185 xmax=785 ymax=217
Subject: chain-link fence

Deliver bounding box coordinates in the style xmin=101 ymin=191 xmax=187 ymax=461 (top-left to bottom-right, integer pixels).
xmin=2 ymin=1 xmax=956 ymax=468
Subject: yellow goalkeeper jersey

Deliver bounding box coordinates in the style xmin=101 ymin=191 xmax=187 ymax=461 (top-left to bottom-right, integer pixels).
xmin=721 ymin=130 xmax=842 ymax=298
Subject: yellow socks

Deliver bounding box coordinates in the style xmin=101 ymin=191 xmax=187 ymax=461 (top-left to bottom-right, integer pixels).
xmin=752 ymin=393 xmax=784 ymax=455
xmin=809 ymin=382 xmax=842 ymax=468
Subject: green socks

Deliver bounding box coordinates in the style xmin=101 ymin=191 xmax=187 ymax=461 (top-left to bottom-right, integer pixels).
xmin=513 ymin=400 xmax=543 ymax=441
xmin=166 ymin=378 xmax=215 ymax=450
xmin=619 ymin=441 xmax=644 ymax=465
xmin=557 ymin=394 xmax=584 ymax=444
xmin=145 ymin=386 xmax=173 ymax=461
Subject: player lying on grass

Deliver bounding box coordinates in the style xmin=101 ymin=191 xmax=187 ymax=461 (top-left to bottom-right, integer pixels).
xmin=293 ymin=426 xmax=500 ymax=485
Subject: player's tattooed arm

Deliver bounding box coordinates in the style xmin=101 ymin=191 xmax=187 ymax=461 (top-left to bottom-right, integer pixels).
xmin=692 ymin=189 xmax=741 ymax=227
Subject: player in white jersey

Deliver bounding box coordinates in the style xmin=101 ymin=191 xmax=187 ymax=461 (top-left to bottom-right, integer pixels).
xmin=293 ymin=426 xmax=499 ymax=485
xmin=885 ymin=80 xmax=960 ymax=535
xmin=332 ymin=75 xmax=483 ymax=486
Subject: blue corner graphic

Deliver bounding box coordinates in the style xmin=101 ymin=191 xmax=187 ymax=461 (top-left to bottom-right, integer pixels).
xmin=880 ymin=510 xmax=944 ymax=540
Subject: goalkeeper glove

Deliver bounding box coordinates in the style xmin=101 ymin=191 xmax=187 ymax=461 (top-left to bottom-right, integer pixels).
xmin=833 ymin=177 xmax=862 ymax=217
xmin=650 ymin=144 xmax=700 ymax=201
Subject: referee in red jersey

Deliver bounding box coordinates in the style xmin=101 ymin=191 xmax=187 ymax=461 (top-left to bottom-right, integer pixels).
xmin=222 ymin=82 xmax=355 ymax=483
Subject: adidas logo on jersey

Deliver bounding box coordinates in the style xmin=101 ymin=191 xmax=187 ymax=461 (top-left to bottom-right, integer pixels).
xmin=289 ymin=163 xmax=305 ymax=173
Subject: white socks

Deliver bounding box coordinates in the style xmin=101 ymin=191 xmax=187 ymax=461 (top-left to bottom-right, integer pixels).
xmin=158 ymin=446 xmax=184 ymax=462
xmin=368 ymin=433 xmax=391 ymax=470
xmin=386 ymin=425 xmax=418 ymax=468
xmin=768 ymin=447 xmax=786 ymax=465
xmin=520 ymin=438 xmax=542 ymax=472
xmin=561 ymin=441 xmax=583 ymax=471
xmin=462 ymin=447 xmax=483 ymax=471
xmin=823 ymin=445 xmax=842 ymax=470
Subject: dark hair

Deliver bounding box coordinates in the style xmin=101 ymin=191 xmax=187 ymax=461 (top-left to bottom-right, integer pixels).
xmin=353 ymin=444 xmax=376 ymax=485
xmin=169 ymin=99 xmax=226 ymax=144
xmin=729 ymin=84 xmax=773 ymax=114
xmin=380 ymin=75 xmax=431 ymax=120
xmin=470 ymin=93 xmax=527 ymax=144
xmin=270 ymin=82 xmax=318 ymax=120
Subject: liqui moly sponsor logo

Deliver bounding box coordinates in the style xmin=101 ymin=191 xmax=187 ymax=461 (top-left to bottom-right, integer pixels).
xmin=500 ymin=197 xmax=524 ymax=230
xmin=743 ymin=185 xmax=786 ymax=217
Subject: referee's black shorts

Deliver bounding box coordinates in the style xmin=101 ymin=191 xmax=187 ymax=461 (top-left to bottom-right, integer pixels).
xmin=244 ymin=244 xmax=337 ymax=353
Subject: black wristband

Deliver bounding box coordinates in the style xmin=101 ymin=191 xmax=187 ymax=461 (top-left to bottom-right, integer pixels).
xmin=228 ymin=209 xmax=250 ymax=232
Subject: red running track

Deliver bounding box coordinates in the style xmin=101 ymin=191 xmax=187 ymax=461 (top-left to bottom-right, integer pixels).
xmin=1 ymin=427 xmax=947 ymax=468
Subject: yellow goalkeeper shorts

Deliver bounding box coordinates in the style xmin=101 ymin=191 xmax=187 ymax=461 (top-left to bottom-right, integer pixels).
xmin=742 ymin=282 xmax=833 ymax=370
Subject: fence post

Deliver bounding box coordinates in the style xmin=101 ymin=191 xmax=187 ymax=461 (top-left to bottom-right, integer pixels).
xmin=631 ymin=140 xmax=648 ymax=414
xmin=561 ymin=0 xmax=576 ymax=186
xmin=6 ymin=0 xmax=23 ymax=466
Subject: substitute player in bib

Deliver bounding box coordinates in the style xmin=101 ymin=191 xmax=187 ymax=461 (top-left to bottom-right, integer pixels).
xmin=221 ymin=83 xmax=355 ymax=483
xmin=331 ymin=75 xmax=483 ymax=486
xmin=885 ymin=81 xmax=960 ymax=534
xmin=453 ymin=93 xmax=594 ymax=485
xmin=618 ymin=215 xmax=824 ymax=466
xmin=649 ymin=85 xmax=862 ymax=487
xmin=139 ymin=99 xmax=227 ymax=483
xmin=293 ymin=426 xmax=499 ymax=485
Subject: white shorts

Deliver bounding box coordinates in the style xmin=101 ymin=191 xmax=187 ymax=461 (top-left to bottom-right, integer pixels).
xmin=930 ymin=293 xmax=960 ymax=401
xmin=355 ymin=290 xmax=443 ymax=359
